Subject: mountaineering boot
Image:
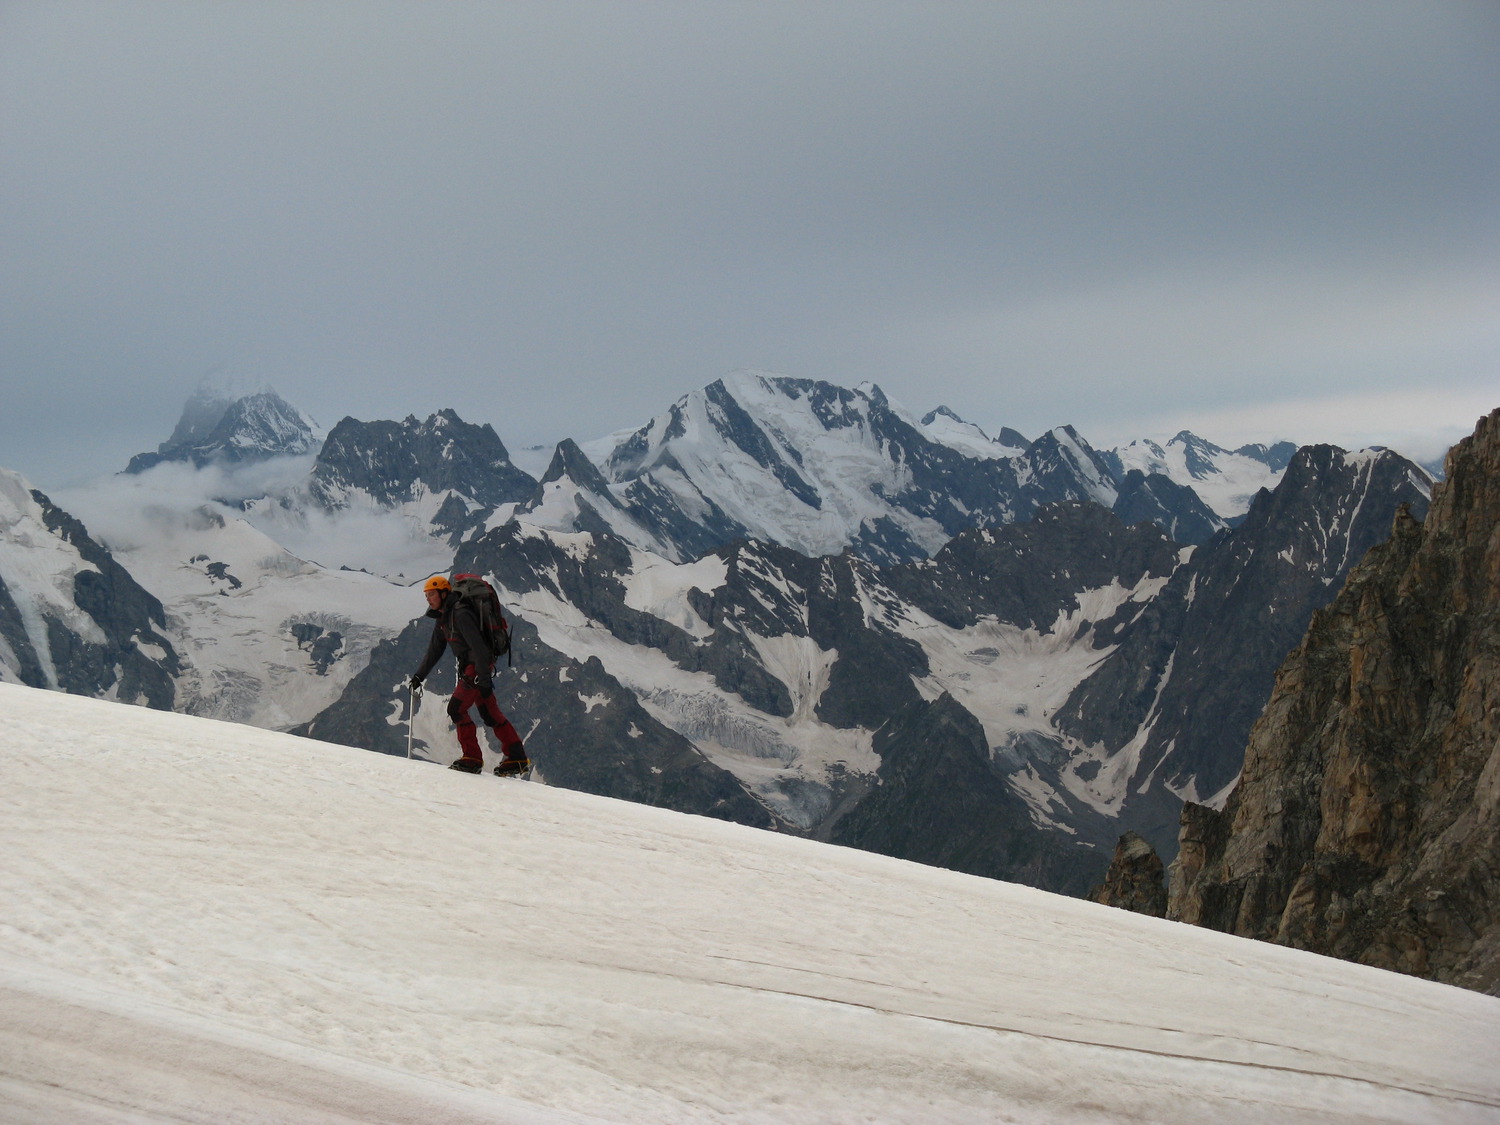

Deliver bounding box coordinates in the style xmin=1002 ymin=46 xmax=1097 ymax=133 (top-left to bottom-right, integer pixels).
xmin=448 ymin=757 xmax=484 ymax=773
xmin=494 ymin=754 xmax=531 ymax=779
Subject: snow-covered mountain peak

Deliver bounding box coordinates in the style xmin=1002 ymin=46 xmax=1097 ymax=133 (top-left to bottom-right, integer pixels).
xmin=1168 ymin=430 xmax=1227 ymax=479
xmin=918 ymin=405 xmax=1019 ymax=459
xmin=1102 ymin=430 xmax=1299 ymax=521
xmin=551 ymin=375 xmax=959 ymax=561
xmin=126 ymin=388 xmax=321 ymax=474
xmin=915 ymin=406 xmax=1030 ymax=460
xmin=922 ymin=404 xmax=970 ymax=426
xmin=528 ymin=373 xmax=1238 ymax=564
xmin=601 ymin=374 xmax=894 ymax=478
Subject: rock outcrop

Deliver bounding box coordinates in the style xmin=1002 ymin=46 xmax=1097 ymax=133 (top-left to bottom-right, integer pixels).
xmin=1088 ymin=831 xmax=1169 ymax=916
xmin=1168 ymin=408 xmax=1500 ymax=994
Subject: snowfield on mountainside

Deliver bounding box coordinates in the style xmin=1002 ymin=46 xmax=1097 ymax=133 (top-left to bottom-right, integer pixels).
xmin=2 ymin=684 xmax=1497 ymax=1124
xmin=1105 ymin=432 xmax=1292 ymax=520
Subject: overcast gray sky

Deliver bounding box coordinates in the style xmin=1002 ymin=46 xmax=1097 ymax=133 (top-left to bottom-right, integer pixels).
xmin=3 ymin=1 xmax=1497 ymax=488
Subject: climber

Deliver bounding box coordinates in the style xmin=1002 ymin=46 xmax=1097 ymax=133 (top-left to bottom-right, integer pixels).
xmin=408 ymin=574 xmax=529 ymax=776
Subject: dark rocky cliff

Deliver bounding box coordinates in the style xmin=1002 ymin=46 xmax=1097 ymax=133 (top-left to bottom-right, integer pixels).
xmin=1168 ymin=408 xmax=1500 ymax=995
xmin=309 ymin=409 xmax=536 ymax=511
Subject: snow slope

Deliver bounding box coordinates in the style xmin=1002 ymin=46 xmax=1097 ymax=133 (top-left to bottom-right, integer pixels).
xmin=0 ymin=472 xmax=110 ymax=690
xmin=2 ymin=684 xmax=1497 ymax=1124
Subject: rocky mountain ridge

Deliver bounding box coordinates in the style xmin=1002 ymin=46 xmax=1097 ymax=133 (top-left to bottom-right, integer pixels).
xmin=1057 ymin=444 xmax=1434 ymax=856
xmin=115 ymin=375 xmax=1291 ymax=576
xmin=0 ymin=469 xmax=179 ymax=706
xmin=1164 ymin=408 xmax=1500 ymax=994
xmin=308 ymin=408 xmax=538 ymax=520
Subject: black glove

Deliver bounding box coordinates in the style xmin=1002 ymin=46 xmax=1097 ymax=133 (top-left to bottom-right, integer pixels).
xmin=408 ymin=674 xmax=424 ymax=693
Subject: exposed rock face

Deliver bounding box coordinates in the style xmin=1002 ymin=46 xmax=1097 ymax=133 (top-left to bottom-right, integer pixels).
xmin=1088 ymin=832 xmax=1168 ymax=917
xmin=1111 ymin=468 xmax=1221 ymax=545
xmin=825 ymin=693 xmax=1107 ymax=896
xmin=1168 ymin=408 xmax=1500 ymax=995
xmin=309 ymin=409 xmax=536 ymax=512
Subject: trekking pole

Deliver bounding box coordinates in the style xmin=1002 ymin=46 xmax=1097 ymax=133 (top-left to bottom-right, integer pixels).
xmin=407 ymin=680 xmax=422 ymax=759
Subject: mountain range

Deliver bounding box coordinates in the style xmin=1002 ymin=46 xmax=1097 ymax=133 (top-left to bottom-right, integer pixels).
xmin=1 ymin=374 xmax=1437 ymax=906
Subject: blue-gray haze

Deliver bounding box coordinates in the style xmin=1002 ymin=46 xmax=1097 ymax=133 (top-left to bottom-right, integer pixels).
xmin=1 ymin=1 xmax=1496 ymax=488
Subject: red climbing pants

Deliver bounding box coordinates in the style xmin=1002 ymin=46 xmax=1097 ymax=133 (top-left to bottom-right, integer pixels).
xmin=446 ymin=663 xmax=523 ymax=762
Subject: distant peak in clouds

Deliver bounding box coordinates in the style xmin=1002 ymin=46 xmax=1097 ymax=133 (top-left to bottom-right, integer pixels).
xmin=124 ymin=388 xmax=322 ymax=475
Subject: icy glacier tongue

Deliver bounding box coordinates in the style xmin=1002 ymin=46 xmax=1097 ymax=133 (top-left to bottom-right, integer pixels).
xmin=1 ymin=682 xmax=1496 ymax=1125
